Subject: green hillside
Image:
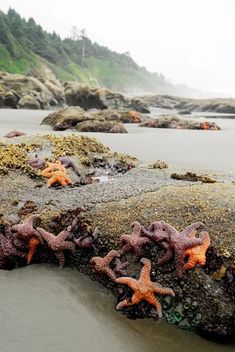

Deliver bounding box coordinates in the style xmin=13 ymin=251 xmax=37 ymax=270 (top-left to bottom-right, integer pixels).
xmin=0 ymin=8 xmax=173 ymax=93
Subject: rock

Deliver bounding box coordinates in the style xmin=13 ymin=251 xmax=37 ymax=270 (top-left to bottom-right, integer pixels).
xmin=17 ymin=95 xmax=41 ymax=110
xmin=171 ymin=172 xmax=217 ymax=183
xmin=64 ymin=82 xmax=150 ymax=113
xmin=0 ymin=135 xmax=234 ymax=341
xmin=119 ymin=111 xmax=148 ymax=123
xmin=138 ymin=94 xmax=235 ymax=114
xmin=151 ymin=160 xmax=168 ymax=169
xmin=1 ymin=90 xmax=20 ymax=108
xmin=41 ymin=107 xmax=127 ymax=132
xmin=75 ymin=120 xmax=127 ymax=133
xmin=0 ymin=71 xmax=65 ymax=109
xmin=140 ymin=116 xmax=221 ymax=130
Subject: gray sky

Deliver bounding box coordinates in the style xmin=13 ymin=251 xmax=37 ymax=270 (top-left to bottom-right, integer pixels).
xmin=1 ymin=0 xmax=235 ymax=96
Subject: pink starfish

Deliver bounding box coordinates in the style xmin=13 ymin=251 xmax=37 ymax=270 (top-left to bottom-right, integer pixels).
xmin=4 ymin=130 xmax=26 ymax=138
xmin=90 ymin=250 xmax=122 ymax=280
xmin=119 ymin=221 xmax=150 ymax=262
xmin=36 ymin=226 xmax=76 ymax=268
xmin=11 ymin=215 xmax=43 ymax=244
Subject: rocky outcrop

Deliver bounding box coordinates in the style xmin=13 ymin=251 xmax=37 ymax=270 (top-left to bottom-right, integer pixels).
xmin=0 ymin=71 xmax=65 ymax=109
xmin=64 ymin=83 xmax=150 ymax=113
xmin=0 ymin=134 xmax=234 ymax=341
xmin=140 ymin=116 xmax=221 ymax=130
xmin=139 ymin=94 xmax=235 ymax=114
xmin=41 ymin=106 xmax=141 ymax=132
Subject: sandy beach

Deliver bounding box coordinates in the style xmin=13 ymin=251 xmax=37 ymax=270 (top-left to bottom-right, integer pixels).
xmin=0 ymin=109 xmax=235 ymax=172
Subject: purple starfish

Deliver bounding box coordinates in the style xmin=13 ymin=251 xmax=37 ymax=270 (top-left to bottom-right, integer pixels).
xmin=0 ymin=233 xmax=26 ymax=268
xmin=59 ymin=157 xmax=81 ymax=177
xmin=119 ymin=221 xmax=150 ymax=262
xmin=27 ymin=157 xmax=46 ymax=169
xmin=36 ymin=226 xmax=76 ymax=268
xmin=11 ymin=215 xmax=43 ymax=244
xmin=4 ymin=130 xmax=26 ymax=138
xmin=73 ymin=227 xmax=98 ymax=250
xmin=147 ymin=221 xmax=204 ymax=277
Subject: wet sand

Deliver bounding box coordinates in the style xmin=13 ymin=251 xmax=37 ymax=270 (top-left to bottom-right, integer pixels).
xmin=0 ymin=265 xmax=233 ymax=352
xmin=0 ymin=109 xmax=235 ymax=172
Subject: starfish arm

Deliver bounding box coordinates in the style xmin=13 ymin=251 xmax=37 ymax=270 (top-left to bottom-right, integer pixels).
xmin=115 ymin=277 xmax=138 ymax=291
xmin=175 ymin=250 xmax=185 ymax=278
xmin=105 ymin=250 xmax=120 ymax=264
xmin=119 ymin=243 xmax=130 ymax=255
xmin=57 ymin=229 xmax=71 ymax=241
xmin=157 ymin=248 xmax=174 ymax=265
xmin=54 ymin=251 xmax=65 ymax=268
xmin=130 ymin=221 xmax=142 ymax=235
xmin=36 ymin=227 xmax=54 ymax=244
xmin=183 ymin=258 xmax=198 ymax=272
xmin=201 ymin=231 xmax=211 ymax=251
xmin=154 ymin=284 xmax=175 ymax=297
xmin=181 ymin=222 xmax=204 ymax=237
xmin=145 ymin=295 xmax=163 ymax=318
xmin=141 ymin=226 xmax=153 ymax=239
xmin=159 ymin=221 xmax=178 ymax=237
xmin=104 ymin=267 xmax=117 ymax=280
xmin=184 ymin=237 xmax=203 ymax=250
xmin=116 ymin=292 xmax=142 ymax=310
xmin=139 ymin=258 xmax=151 ymax=281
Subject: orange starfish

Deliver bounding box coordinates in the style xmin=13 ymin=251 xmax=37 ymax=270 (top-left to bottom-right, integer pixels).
xmin=45 ymin=171 xmax=72 ymax=187
xmin=27 ymin=237 xmax=40 ymax=264
xmin=183 ymin=230 xmax=210 ymax=272
xmin=41 ymin=161 xmax=66 ymax=176
xmin=115 ymin=258 xmax=175 ymax=318
xmin=128 ymin=111 xmax=141 ymax=123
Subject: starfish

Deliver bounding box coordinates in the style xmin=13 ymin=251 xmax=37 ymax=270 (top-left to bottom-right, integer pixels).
xmin=119 ymin=221 xmax=150 ymax=262
xmin=0 ymin=233 xmax=26 ymax=268
xmin=115 ymin=258 xmax=175 ymax=318
xmin=27 ymin=237 xmax=40 ymax=264
xmin=183 ymin=230 xmax=210 ymax=272
xmin=90 ymin=250 xmax=121 ymax=280
xmin=59 ymin=157 xmax=81 ymax=177
xmin=41 ymin=161 xmax=66 ymax=175
xmin=43 ymin=171 xmax=73 ymax=187
xmin=74 ymin=227 xmax=98 ymax=249
xmin=27 ymin=157 xmax=46 ymax=169
xmin=113 ymin=257 xmax=129 ymax=276
xmin=4 ymin=130 xmax=26 ymax=138
xmin=151 ymin=221 xmax=204 ymax=277
xmin=36 ymin=226 xmax=76 ymax=268
xmin=11 ymin=214 xmax=43 ymax=244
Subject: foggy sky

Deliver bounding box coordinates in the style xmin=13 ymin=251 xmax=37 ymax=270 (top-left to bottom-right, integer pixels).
xmin=0 ymin=0 xmax=234 ymax=96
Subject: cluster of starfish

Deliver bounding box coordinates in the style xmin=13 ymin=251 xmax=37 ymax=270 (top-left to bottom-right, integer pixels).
xmin=41 ymin=161 xmax=73 ymax=187
xmin=89 ymin=220 xmax=210 ymax=318
xmin=0 ymin=214 xmax=98 ymax=269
